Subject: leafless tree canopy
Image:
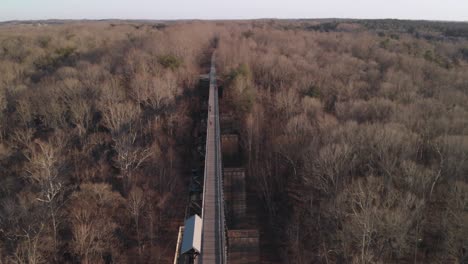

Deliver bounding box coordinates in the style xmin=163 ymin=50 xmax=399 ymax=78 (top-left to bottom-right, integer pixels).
xmin=217 ymin=20 xmax=468 ymax=263
xmin=1 ymin=19 xmax=468 ymax=263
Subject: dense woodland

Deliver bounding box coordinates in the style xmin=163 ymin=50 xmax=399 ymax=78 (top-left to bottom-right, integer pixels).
xmin=1 ymin=19 xmax=468 ymax=263
xmin=0 ymin=21 xmax=216 ymax=263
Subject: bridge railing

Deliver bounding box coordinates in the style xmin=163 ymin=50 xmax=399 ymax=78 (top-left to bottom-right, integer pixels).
xmin=212 ymin=55 xmax=228 ymax=263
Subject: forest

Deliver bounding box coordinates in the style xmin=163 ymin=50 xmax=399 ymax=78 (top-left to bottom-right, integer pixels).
xmin=0 ymin=19 xmax=467 ymax=263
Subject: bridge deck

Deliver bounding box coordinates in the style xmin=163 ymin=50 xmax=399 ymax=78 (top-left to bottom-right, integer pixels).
xmin=199 ymin=53 xmax=226 ymax=264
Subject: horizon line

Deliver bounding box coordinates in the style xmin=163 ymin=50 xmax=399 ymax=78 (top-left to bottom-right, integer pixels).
xmin=1 ymin=17 xmax=468 ymax=23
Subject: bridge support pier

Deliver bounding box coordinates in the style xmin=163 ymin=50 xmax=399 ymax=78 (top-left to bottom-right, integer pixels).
xmin=227 ymin=230 xmax=259 ymax=264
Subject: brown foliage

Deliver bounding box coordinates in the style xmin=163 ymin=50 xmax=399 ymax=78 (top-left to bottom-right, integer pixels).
xmin=217 ymin=20 xmax=468 ymax=263
xmin=1 ymin=19 xmax=468 ymax=263
xmin=68 ymin=183 xmax=125 ymax=263
xmin=0 ymin=21 xmax=213 ymax=263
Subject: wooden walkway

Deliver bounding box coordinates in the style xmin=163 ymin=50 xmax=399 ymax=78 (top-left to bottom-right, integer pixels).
xmin=199 ymin=53 xmax=227 ymax=264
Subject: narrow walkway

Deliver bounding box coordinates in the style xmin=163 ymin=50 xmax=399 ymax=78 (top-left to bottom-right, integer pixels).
xmin=199 ymin=53 xmax=227 ymax=264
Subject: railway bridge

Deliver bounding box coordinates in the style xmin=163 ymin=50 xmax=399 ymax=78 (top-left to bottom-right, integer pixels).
xmin=175 ymin=52 xmax=227 ymax=264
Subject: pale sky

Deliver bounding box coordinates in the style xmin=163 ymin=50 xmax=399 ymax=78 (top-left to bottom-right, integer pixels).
xmin=1 ymin=0 xmax=467 ymax=22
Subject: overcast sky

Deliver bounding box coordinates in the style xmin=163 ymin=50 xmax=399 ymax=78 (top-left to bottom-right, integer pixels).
xmin=1 ymin=0 xmax=467 ymax=22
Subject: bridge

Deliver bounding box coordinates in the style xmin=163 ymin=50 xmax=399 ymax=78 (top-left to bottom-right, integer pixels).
xmin=176 ymin=52 xmax=227 ymax=264
xmin=199 ymin=52 xmax=227 ymax=263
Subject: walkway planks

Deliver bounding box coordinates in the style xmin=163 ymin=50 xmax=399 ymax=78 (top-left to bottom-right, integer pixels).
xmin=199 ymin=53 xmax=227 ymax=264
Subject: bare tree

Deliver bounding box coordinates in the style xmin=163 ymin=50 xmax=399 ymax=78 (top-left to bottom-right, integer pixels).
xmin=15 ymin=97 xmax=33 ymax=128
xmin=24 ymin=135 xmax=67 ymax=254
xmin=67 ymin=97 xmax=93 ymax=136
xmin=113 ymin=129 xmax=152 ymax=192
xmin=69 ymin=183 xmax=124 ymax=264
xmin=275 ymin=87 xmax=300 ymax=119
xmin=337 ymin=176 xmax=423 ymax=263
xmin=101 ymin=101 xmax=141 ymax=135
xmin=305 ymin=142 xmax=355 ymax=195
xmin=130 ymin=71 xmax=179 ymax=109
xmin=13 ymin=224 xmax=46 ymax=264
xmin=101 ymin=100 xmax=151 ymax=191
xmin=446 ymin=181 xmax=468 ymax=263
xmin=127 ymin=186 xmax=145 ymax=256
xmin=5 ymin=192 xmax=50 ymax=264
xmin=12 ymin=127 xmax=35 ymax=150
